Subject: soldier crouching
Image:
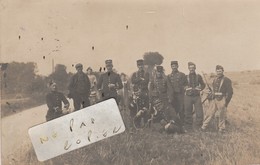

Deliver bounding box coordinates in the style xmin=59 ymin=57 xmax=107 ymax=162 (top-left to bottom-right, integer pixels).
xmin=46 ymin=81 xmax=70 ymax=121
xmin=128 ymin=87 xmax=149 ymax=130
xmin=149 ymin=97 xmax=184 ymax=134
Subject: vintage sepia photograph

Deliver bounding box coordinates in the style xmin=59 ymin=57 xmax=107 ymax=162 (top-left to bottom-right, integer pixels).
xmin=1 ymin=0 xmax=260 ymax=164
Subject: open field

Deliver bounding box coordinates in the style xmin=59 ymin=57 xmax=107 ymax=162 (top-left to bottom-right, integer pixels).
xmin=1 ymin=70 xmax=260 ymax=165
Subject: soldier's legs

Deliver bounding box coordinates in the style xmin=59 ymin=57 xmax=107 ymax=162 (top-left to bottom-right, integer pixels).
xmin=201 ymin=100 xmax=217 ymax=129
xmin=81 ymin=95 xmax=90 ymax=108
xmin=216 ymin=99 xmax=226 ymax=131
xmin=72 ymin=95 xmax=81 ymax=111
xmin=177 ymin=94 xmax=185 ymax=126
xmin=194 ymin=96 xmax=204 ymax=128
xmin=184 ymin=95 xmax=194 ymax=129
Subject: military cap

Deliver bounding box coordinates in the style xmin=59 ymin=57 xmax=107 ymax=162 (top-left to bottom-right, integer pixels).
xmin=216 ymin=65 xmax=224 ymax=70
xmin=156 ymin=66 xmax=164 ymax=72
xmin=105 ymin=59 xmax=113 ymax=66
xmin=86 ymin=67 xmax=92 ymax=71
xmin=188 ymin=62 xmax=196 ymax=68
xmin=137 ymin=59 xmax=144 ymax=65
xmin=171 ymin=61 xmax=178 ymax=65
xmin=75 ymin=63 xmax=83 ymax=68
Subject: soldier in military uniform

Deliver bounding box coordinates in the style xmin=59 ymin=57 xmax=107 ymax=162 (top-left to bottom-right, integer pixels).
xmin=149 ymin=66 xmax=173 ymax=106
xmin=131 ymin=59 xmax=149 ymax=100
xmin=97 ymin=60 xmax=123 ymax=104
xmin=68 ymin=63 xmax=91 ymax=111
xmin=46 ymin=82 xmax=70 ymax=121
xmin=149 ymin=97 xmax=183 ymax=134
xmin=201 ymin=65 xmax=233 ymax=133
xmin=167 ymin=61 xmax=188 ymax=127
xmin=184 ymin=62 xmax=206 ymax=131
xmin=128 ymin=86 xmax=149 ymax=129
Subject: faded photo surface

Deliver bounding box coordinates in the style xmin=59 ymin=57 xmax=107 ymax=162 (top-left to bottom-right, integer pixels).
xmin=1 ymin=0 xmax=260 ymax=165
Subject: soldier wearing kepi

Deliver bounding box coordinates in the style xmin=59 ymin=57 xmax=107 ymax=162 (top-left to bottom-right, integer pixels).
xmin=150 ymin=66 xmax=173 ymax=105
xmin=128 ymin=86 xmax=149 ymax=129
xmin=201 ymin=65 xmax=233 ymax=133
xmin=46 ymin=82 xmax=70 ymax=121
xmin=131 ymin=59 xmax=149 ymax=99
xmin=97 ymin=59 xmax=123 ymax=104
xmin=68 ymin=63 xmax=91 ymax=111
xmin=167 ymin=61 xmax=188 ymax=127
xmin=149 ymin=97 xmax=183 ymax=134
xmin=184 ymin=62 xmax=206 ymax=131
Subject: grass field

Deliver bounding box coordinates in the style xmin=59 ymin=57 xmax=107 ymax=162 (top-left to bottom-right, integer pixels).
xmin=4 ymin=71 xmax=260 ymax=165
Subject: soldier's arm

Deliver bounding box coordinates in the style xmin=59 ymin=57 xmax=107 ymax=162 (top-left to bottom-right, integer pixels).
xmin=225 ymin=78 xmax=233 ymax=107
xmin=61 ymin=93 xmax=70 ymax=108
xmin=198 ymin=74 xmax=206 ymax=90
xmin=116 ymin=74 xmax=123 ymax=90
xmin=166 ymin=78 xmax=174 ymax=101
xmin=68 ymin=75 xmax=75 ymax=91
xmin=46 ymin=94 xmax=54 ymax=110
xmin=182 ymin=73 xmax=189 ymax=90
xmin=131 ymin=72 xmax=141 ymax=84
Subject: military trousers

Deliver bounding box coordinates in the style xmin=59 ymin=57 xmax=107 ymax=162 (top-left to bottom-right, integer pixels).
xmin=171 ymin=93 xmax=185 ymax=126
xmin=184 ymin=95 xmax=204 ymax=129
xmin=72 ymin=93 xmax=90 ymax=111
xmin=201 ymin=98 xmax=227 ymax=131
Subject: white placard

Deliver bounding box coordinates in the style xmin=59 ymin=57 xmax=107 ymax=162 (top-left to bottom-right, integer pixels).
xmin=28 ymin=98 xmax=125 ymax=161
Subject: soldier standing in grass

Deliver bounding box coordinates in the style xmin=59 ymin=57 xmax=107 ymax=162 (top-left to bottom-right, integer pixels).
xmin=201 ymin=65 xmax=233 ymax=133
xmin=68 ymin=63 xmax=91 ymax=111
xmin=167 ymin=61 xmax=188 ymax=127
xmin=131 ymin=59 xmax=150 ymax=104
xmin=97 ymin=59 xmax=123 ymax=104
xmin=184 ymin=62 xmax=206 ymax=131
xmin=149 ymin=66 xmax=173 ymax=107
xmin=46 ymin=82 xmax=70 ymax=121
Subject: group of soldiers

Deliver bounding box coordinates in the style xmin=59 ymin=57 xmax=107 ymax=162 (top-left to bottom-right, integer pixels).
xmin=46 ymin=59 xmax=233 ymax=134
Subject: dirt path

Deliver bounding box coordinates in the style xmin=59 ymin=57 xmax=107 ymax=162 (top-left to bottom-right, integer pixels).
xmin=1 ymin=104 xmax=47 ymax=160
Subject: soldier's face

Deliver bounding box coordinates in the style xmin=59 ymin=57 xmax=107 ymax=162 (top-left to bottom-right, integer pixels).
xmin=188 ymin=65 xmax=196 ymax=73
xmin=216 ymin=69 xmax=224 ymax=77
xmin=171 ymin=64 xmax=178 ymax=71
xmin=106 ymin=65 xmax=113 ymax=72
xmin=87 ymin=69 xmax=92 ymax=74
xmin=50 ymin=84 xmax=57 ymax=91
xmin=156 ymin=71 xmax=163 ymax=78
xmin=137 ymin=64 xmax=144 ymax=70
xmin=76 ymin=67 xmax=83 ymax=73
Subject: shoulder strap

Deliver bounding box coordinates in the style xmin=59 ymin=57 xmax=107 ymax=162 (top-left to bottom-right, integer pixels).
xmin=187 ymin=75 xmax=190 ymax=85
xmin=218 ymin=76 xmax=225 ymax=92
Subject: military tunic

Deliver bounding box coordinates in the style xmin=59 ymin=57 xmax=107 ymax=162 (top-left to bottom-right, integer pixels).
xmin=128 ymin=93 xmax=149 ymax=128
xmin=97 ymin=71 xmax=123 ymax=104
xmin=131 ymin=70 xmax=149 ymax=92
xmin=46 ymin=91 xmax=69 ymax=121
xmin=68 ymin=72 xmax=91 ymax=110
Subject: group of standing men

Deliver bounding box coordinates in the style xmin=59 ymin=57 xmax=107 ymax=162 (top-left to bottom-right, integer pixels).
xmin=45 ymin=58 xmax=233 ymax=134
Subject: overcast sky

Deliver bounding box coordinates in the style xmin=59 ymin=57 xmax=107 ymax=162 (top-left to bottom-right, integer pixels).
xmin=1 ymin=0 xmax=260 ymax=76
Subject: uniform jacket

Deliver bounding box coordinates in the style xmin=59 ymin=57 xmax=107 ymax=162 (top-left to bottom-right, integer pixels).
xmin=68 ymin=72 xmax=91 ymax=96
xmin=131 ymin=70 xmax=149 ymax=92
xmin=150 ymin=75 xmax=173 ymax=101
xmin=97 ymin=71 xmax=123 ymax=98
xmin=186 ymin=73 xmax=206 ymax=96
xmin=212 ymin=75 xmax=233 ymax=106
xmin=167 ymin=71 xmax=188 ymax=94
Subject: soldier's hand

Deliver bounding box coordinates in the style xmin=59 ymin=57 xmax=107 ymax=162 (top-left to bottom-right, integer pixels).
xmin=195 ymin=86 xmax=201 ymax=91
xmin=108 ymin=83 xmax=115 ymax=88
xmin=64 ymin=104 xmax=69 ymax=109
xmin=140 ymin=78 xmax=145 ymax=81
